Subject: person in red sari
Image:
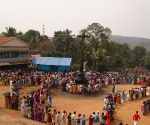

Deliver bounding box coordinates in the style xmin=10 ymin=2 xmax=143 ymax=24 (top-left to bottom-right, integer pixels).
xmin=89 ymin=115 xmax=93 ymax=125
xmin=10 ymin=94 xmax=14 ymax=109
xmin=47 ymin=112 xmax=52 ymax=125
xmin=114 ymin=94 xmax=117 ymax=106
xmin=106 ymin=112 xmax=111 ymax=125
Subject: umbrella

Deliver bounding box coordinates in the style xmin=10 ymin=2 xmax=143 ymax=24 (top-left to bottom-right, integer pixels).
xmin=2 ymin=92 xmax=10 ymax=95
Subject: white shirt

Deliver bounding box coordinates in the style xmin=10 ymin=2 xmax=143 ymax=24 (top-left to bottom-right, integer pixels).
xmin=10 ymin=80 xmax=13 ymax=86
xmin=72 ymin=114 xmax=76 ymax=124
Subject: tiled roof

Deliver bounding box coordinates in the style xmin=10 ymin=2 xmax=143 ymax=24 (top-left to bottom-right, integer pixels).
xmin=124 ymin=66 xmax=149 ymax=73
xmin=0 ymin=37 xmax=16 ymax=44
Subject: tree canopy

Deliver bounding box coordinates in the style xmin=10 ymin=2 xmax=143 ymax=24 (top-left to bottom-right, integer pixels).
xmin=1 ymin=23 xmax=150 ymax=72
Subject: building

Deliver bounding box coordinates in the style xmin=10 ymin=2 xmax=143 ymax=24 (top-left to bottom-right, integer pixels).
xmin=124 ymin=65 xmax=149 ymax=77
xmin=0 ymin=37 xmax=29 ymax=68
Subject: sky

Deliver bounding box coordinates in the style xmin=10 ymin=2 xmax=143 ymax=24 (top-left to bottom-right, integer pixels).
xmin=0 ymin=0 xmax=150 ymax=38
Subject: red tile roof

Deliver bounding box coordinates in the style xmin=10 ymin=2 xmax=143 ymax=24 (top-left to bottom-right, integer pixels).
xmin=0 ymin=37 xmax=16 ymax=44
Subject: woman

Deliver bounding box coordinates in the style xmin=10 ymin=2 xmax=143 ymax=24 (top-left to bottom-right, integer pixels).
xmin=21 ymin=102 xmax=26 ymax=117
xmin=5 ymin=94 xmax=9 ymax=108
xmin=33 ymin=92 xmax=37 ymax=105
xmin=14 ymin=96 xmax=18 ymax=110
xmin=89 ymin=115 xmax=93 ymax=125
xmin=82 ymin=114 xmax=86 ymax=125
xmin=37 ymin=108 xmax=42 ymax=122
xmin=34 ymin=105 xmax=38 ymax=121
xmin=47 ymin=112 xmax=52 ymax=125
xmin=77 ymin=114 xmax=81 ymax=125
xmin=10 ymin=94 xmax=14 ymax=109
xmin=41 ymin=108 xmax=45 ymax=123
xmin=67 ymin=113 xmax=72 ymax=125
xmin=48 ymin=94 xmax=52 ymax=106
xmin=114 ymin=94 xmax=117 ymax=105
xmin=117 ymin=93 xmax=121 ymax=104
xmin=121 ymin=91 xmax=125 ymax=103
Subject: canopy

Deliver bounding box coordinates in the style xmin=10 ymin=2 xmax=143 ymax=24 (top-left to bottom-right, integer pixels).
xmin=32 ymin=57 xmax=72 ymax=66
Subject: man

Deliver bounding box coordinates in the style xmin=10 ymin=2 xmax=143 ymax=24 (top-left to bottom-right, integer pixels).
xmin=95 ymin=111 xmax=99 ymax=125
xmin=52 ymin=109 xmax=57 ymax=125
xmin=62 ymin=110 xmax=67 ymax=125
xmin=92 ymin=112 xmax=96 ymax=125
xmin=56 ymin=111 xmax=61 ymax=125
xmin=133 ymin=111 xmax=140 ymax=125
xmin=72 ymin=111 xmax=76 ymax=125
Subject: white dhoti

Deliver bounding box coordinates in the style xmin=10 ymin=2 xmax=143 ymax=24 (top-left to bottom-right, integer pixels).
xmin=133 ymin=120 xmax=138 ymax=125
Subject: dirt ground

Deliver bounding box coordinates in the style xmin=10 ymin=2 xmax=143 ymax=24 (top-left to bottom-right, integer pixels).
xmin=0 ymin=84 xmax=150 ymax=125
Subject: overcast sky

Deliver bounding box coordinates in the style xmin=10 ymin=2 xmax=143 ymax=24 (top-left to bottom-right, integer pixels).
xmin=0 ymin=0 xmax=150 ymax=38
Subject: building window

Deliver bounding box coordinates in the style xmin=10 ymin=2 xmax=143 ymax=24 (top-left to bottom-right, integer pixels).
xmin=20 ymin=52 xmax=28 ymax=57
xmin=3 ymin=52 xmax=9 ymax=58
xmin=0 ymin=52 xmax=3 ymax=58
xmin=11 ymin=52 xmax=19 ymax=58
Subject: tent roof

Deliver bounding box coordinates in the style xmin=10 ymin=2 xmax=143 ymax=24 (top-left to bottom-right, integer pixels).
xmin=32 ymin=57 xmax=72 ymax=66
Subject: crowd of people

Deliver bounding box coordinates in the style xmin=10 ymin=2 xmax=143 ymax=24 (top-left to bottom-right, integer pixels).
xmin=1 ymin=68 xmax=150 ymax=125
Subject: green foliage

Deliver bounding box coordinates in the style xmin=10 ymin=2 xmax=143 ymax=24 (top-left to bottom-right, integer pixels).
xmin=1 ymin=23 xmax=150 ymax=72
xmin=71 ymin=64 xmax=80 ymax=71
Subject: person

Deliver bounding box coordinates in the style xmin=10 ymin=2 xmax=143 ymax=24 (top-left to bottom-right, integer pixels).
xmin=82 ymin=114 xmax=86 ymax=125
xmin=95 ymin=111 xmax=99 ymax=125
xmin=47 ymin=112 xmax=52 ymax=125
xmin=121 ymin=91 xmax=125 ymax=103
xmin=114 ymin=94 xmax=117 ymax=105
xmin=133 ymin=111 xmax=140 ymax=125
xmin=56 ymin=111 xmax=61 ymax=125
xmin=62 ymin=110 xmax=67 ymax=125
xmin=5 ymin=94 xmax=9 ymax=108
xmin=21 ymin=102 xmax=26 ymax=117
xmin=67 ymin=113 xmax=72 ymax=125
xmin=89 ymin=115 xmax=93 ymax=125
xmin=37 ymin=108 xmax=42 ymax=122
xmin=106 ymin=111 xmax=111 ymax=125
xmin=72 ymin=111 xmax=76 ymax=125
xmin=141 ymin=101 xmax=145 ymax=115
xmin=48 ymin=94 xmax=52 ymax=106
xmin=34 ymin=105 xmax=38 ymax=121
xmin=52 ymin=109 xmax=57 ymax=125
xmin=41 ymin=108 xmax=45 ymax=123
xmin=77 ymin=114 xmax=81 ymax=125
xmin=119 ymin=123 xmax=123 ymax=125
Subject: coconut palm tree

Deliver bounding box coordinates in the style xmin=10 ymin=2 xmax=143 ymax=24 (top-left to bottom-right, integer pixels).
xmin=1 ymin=27 xmax=16 ymax=36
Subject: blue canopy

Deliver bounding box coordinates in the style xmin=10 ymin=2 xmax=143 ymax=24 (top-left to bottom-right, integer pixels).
xmin=32 ymin=57 xmax=72 ymax=66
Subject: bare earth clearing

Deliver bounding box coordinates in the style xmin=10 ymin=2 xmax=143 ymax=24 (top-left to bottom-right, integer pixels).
xmin=0 ymin=84 xmax=150 ymax=125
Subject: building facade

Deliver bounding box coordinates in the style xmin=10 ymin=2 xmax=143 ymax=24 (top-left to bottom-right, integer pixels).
xmin=0 ymin=37 xmax=29 ymax=67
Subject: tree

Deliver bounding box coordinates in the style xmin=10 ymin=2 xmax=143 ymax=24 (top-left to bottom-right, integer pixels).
xmin=83 ymin=23 xmax=112 ymax=71
xmin=1 ymin=27 xmax=17 ymax=36
xmin=38 ymin=40 xmax=54 ymax=54
xmin=23 ymin=30 xmax=41 ymax=49
xmin=131 ymin=46 xmax=147 ymax=66
xmin=85 ymin=23 xmax=112 ymax=45
xmin=52 ymin=29 xmax=74 ymax=57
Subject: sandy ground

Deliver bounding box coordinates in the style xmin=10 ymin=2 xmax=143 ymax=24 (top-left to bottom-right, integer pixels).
xmin=0 ymin=84 xmax=150 ymax=125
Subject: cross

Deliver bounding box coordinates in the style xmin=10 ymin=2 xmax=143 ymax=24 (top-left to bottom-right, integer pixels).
xmin=77 ymin=31 xmax=90 ymax=72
